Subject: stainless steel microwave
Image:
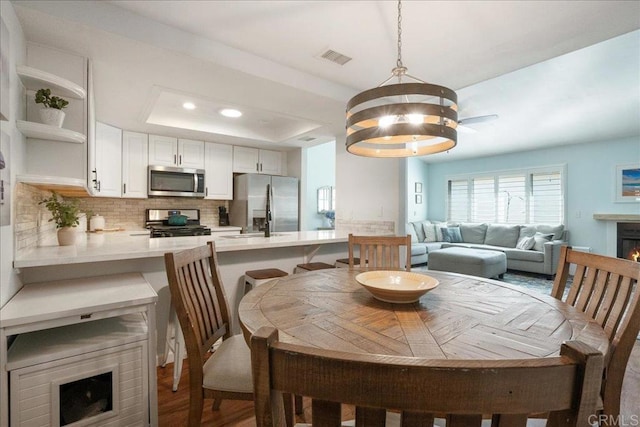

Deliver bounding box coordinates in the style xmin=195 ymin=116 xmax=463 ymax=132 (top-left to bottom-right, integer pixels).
xmin=148 ymin=165 xmax=205 ymax=198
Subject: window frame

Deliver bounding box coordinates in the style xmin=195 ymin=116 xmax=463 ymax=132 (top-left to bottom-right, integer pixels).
xmin=445 ymin=164 xmax=567 ymax=224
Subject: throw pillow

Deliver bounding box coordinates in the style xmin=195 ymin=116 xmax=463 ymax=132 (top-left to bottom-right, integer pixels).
xmin=407 ymin=223 xmax=419 ymax=243
xmin=434 ymin=222 xmax=448 ymax=241
xmin=441 ymin=227 xmax=463 ymax=243
xmin=422 ymin=223 xmax=437 ymax=242
xmin=516 ymin=236 xmax=536 ymax=250
xmin=532 ymin=233 xmax=553 ymax=252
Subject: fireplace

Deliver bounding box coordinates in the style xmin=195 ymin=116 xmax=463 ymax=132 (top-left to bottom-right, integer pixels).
xmin=617 ymin=222 xmax=640 ymax=261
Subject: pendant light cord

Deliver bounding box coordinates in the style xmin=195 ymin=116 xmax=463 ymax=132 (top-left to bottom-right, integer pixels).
xmin=396 ymin=0 xmax=403 ymax=69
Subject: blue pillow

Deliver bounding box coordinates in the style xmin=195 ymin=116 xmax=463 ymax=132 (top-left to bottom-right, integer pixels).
xmin=441 ymin=227 xmax=463 ymax=243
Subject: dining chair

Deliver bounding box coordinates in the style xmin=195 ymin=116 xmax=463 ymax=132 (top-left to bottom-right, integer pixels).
xmin=164 ymin=241 xmax=253 ymax=427
xmin=348 ymin=233 xmax=411 ymax=271
xmin=551 ymin=245 xmax=640 ymax=419
xmin=251 ymin=326 xmax=603 ymax=427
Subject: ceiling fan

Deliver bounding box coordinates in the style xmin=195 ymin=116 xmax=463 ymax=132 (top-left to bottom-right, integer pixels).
xmin=457 ymin=114 xmax=499 ymax=133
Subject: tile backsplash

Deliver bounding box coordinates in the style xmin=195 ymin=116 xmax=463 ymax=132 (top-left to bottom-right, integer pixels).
xmin=76 ymin=196 xmax=227 ymax=230
xmin=14 ymin=183 xmax=228 ymax=253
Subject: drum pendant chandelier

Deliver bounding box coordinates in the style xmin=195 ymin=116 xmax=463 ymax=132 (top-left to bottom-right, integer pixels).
xmin=346 ymin=0 xmax=458 ymax=158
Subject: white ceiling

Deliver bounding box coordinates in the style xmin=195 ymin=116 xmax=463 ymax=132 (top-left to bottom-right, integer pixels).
xmin=12 ymin=0 xmax=640 ymax=162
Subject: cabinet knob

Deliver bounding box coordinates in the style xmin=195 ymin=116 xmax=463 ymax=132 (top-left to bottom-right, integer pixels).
xmin=123 ymin=183 xmax=127 ymax=194
xmin=179 ymin=154 xmax=182 ymax=165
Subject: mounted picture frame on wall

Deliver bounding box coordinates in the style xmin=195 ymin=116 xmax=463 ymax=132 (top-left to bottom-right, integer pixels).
xmin=415 ymin=182 xmax=422 ymax=193
xmin=615 ymin=163 xmax=640 ymax=203
xmin=415 ymin=194 xmax=422 ymax=204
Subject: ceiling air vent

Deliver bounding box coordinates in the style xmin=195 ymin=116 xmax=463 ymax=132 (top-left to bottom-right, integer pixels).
xmin=320 ymin=49 xmax=352 ymax=66
xmin=298 ymin=136 xmax=317 ymax=142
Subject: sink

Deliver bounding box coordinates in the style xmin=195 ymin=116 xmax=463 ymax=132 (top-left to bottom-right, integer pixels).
xmin=221 ymin=233 xmax=287 ymax=239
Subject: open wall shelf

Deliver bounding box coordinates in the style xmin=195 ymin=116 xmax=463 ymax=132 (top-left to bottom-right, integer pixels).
xmin=17 ymin=120 xmax=86 ymax=144
xmin=17 ymin=65 xmax=86 ymax=99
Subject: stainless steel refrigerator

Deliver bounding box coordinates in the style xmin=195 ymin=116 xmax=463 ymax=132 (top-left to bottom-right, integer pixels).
xmin=230 ymin=174 xmax=299 ymax=233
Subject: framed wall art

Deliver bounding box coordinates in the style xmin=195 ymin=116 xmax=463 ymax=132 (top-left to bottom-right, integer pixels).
xmin=414 ymin=182 xmax=422 ymax=193
xmin=415 ymin=194 xmax=422 ymax=204
xmin=615 ymin=163 xmax=640 ymax=203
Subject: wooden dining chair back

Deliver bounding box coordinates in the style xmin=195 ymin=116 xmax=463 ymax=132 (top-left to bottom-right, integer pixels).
xmin=551 ymin=245 xmax=640 ymax=418
xmin=164 ymin=241 xmax=253 ymax=427
xmin=251 ymin=326 xmax=603 ymax=427
xmin=348 ymin=234 xmax=412 ymax=271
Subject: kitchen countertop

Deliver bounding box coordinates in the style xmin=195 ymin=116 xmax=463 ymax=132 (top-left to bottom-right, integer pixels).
xmin=14 ymin=230 xmax=350 ymax=268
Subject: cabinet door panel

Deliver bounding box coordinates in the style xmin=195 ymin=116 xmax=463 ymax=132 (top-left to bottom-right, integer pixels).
xmin=204 ymin=142 xmax=233 ymax=200
xmin=178 ymin=139 xmax=205 ymax=169
xmin=232 ymin=146 xmax=260 ymax=173
xmin=148 ymin=135 xmax=177 ymax=166
xmin=94 ymin=122 xmax=122 ymax=197
xmin=259 ymin=149 xmax=283 ymax=176
xmin=122 ymin=131 xmax=148 ymax=199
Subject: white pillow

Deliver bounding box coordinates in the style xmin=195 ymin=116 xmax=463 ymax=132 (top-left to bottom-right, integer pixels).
xmin=533 ymin=233 xmax=554 ymax=252
xmin=422 ymin=223 xmax=437 ymax=242
xmin=516 ymin=236 xmax=535 ymax=250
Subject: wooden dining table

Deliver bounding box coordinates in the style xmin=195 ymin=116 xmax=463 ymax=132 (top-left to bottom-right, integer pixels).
xmin=238 ymin=268 xmax=610 ymax=360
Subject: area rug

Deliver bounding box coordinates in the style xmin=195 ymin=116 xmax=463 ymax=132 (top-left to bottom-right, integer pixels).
xmin=414 ymin=266 xmax=561 ymax=297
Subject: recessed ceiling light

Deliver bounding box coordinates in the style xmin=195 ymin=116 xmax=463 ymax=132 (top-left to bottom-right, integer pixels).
xmin=220 ymin=108 xmax=242 ymax=118
xmin=183 ymin=102 xmax=196 ymax=110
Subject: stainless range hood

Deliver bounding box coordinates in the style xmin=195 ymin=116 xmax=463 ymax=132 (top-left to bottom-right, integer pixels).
xmin=17 ymin=174 xmax=92 ymax=197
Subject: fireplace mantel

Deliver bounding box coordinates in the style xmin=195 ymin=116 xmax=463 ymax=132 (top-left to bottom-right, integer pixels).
xmin=593 ymin=214 xmax=640 ymax=256
xmin=593 ymin=214 xmax=640 ymax=222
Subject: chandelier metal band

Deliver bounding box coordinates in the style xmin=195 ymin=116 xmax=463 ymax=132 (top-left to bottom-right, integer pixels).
xmin=346 ymin=82 xmax=458 ymax=158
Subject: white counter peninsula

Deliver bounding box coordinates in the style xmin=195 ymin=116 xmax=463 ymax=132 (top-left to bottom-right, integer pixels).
xmin=14 ymin=229 xmax=350 ymax=358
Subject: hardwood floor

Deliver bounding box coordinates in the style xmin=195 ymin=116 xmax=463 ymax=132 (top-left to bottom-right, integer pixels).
xmin=158 ymin=341 xmax=640 ymax=426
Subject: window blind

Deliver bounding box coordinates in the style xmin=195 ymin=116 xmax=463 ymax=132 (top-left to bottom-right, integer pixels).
xmin=446 ymin=167 xmax=564 ymax=224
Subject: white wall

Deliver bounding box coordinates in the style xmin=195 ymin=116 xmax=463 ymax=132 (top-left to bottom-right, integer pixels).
xmin=0 ymin=1 xmax=26 ymax=307
xmin=304 ymin=140 xmax=335 ymax=230
xmin=406 ymin=157 xmax=429 ymax=223
xmin=425 ymin=137 xmax=640 ymax=255
xmin=335 ymin=135 xmax=403 ymax=232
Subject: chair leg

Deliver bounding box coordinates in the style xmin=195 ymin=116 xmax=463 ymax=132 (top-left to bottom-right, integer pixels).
xmin=212 ymin=398 xmax=222 ymax=411
xmin=160 ymin=308 xmax=175 ymax=367
xmin=172 ymin=332 xmax=183 ymax=392
xmin=189 ymin=389 xmax=204 ymax=427
xmin=283 ymin=393 xmax=295 ymax=427
xmin=295 ymin=395 xmax=303 ymax=414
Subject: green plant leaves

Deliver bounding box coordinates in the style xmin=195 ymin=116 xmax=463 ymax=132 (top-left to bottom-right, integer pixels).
xmin=39 ymin=192 xmax=80 ymax=228
xmin=34 ymin=88 xmax=69 ymax=110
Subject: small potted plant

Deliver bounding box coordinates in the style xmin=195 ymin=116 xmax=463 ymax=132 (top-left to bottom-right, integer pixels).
xmin=35 ymin=88 xmax=69 ymax=127
xmin=39 ymin=192 xmax=80 ymax=246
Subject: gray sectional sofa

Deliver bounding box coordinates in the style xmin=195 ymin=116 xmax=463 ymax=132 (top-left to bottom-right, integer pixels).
xmin=408 ymin=220 xmax=569 ymax=277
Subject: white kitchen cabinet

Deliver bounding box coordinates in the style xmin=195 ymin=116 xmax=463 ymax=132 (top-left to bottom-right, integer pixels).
xmin=233 ymin=146 xmax=283 ymax=175
xmin=204 ymin=142 xmax=233 ymax=200
xmin=148 ymin=135 xmax=177 ymax=167
xmin=122 ymin=131 xmax=149 ymax=198
xmin=148 ymin=135 xmax=204 ymax=169
xmin=93 ymin=122 xmax=122 ymax=197
xmin=178 ymin=139 xmax=205 ymax=169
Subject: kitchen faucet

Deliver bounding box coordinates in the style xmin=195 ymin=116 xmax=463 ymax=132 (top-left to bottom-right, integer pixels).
xmin=265 ymin=184 xmax=272 ymax=237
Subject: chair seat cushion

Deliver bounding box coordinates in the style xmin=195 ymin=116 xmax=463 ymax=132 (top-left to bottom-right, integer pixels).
xmin=203 ymin=334 xmax=253 ymax=393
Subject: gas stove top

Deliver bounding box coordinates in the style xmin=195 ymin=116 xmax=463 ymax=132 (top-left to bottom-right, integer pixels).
xmin=145 ymin=208 xmax=212 ymax=238
xmin=149 ymin=224 xmax=212 ymax=238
